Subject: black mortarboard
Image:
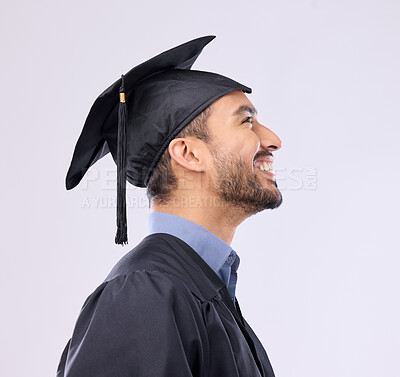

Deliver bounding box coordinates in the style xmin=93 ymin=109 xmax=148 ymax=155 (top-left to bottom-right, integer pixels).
xmin=66 ymin=35 xmax=252 ymax=245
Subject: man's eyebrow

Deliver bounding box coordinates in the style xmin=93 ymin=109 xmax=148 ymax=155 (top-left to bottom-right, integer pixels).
xmin=231 ymin=105 xmax=258 ymax=117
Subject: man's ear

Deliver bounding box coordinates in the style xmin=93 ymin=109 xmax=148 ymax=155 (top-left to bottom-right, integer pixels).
xmin=168 ymin=137 xmax=206 ymax=172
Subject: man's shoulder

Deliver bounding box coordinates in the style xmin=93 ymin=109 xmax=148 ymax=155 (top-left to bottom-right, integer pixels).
xmin=99 ymin=232 xmax=225 ymax=306
xmin=105 ymin=233 xmax=188 ymax=280
xmin=104 ymin=269 xmax=196 ymax=307
xmin=102 ymin=233 xmax=206 ymax=301
xmin=79 ymin=269 xmax=201 ymax=326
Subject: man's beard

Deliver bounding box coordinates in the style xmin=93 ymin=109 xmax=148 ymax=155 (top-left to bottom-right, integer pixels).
xmin=209 ymin=147 xmax=283 ymax=216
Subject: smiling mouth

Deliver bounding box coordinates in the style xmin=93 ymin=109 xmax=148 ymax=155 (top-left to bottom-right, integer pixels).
xmin=253 ymin=155 xmax=276 ymax=181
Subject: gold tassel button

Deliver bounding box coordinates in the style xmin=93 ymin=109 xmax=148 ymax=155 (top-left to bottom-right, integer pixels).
xmin=119 ymin=93 xmax=126 ymax=103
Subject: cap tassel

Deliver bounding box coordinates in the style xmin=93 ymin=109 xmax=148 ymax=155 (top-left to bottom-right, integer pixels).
xmin=115 ymin=74 xmax=128 ymax=245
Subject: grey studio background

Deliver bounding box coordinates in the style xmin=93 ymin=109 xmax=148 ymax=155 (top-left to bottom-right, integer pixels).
xmin=1 ymin=0 xmax=399 ymax=376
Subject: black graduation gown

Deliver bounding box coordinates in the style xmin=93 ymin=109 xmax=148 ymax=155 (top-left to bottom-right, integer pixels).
xmin=56 ymin=233 xmax=276 ymax=377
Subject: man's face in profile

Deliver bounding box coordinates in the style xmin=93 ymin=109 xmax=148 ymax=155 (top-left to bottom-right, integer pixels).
xmin=205 ymin=90 xmax=283 ymax=215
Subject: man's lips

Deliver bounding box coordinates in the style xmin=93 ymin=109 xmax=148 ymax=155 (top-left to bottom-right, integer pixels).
xmin=253 ymin=154 xmax=276 ymax=181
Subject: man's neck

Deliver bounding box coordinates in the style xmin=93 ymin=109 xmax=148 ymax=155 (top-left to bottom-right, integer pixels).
xmin=149 ymin=195 xmax=247 ymax=245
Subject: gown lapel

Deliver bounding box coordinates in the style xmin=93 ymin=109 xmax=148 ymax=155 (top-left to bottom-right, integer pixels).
xmin=219 ymin=286 xmax=266 ymax=377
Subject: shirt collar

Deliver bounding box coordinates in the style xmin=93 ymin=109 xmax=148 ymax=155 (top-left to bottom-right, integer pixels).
xmin=147 ymin=212 xmax=234 ymax=273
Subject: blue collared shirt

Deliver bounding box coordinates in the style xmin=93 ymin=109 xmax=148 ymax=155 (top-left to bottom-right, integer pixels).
xmin=147 ymin=212 xmax=240 ymax=302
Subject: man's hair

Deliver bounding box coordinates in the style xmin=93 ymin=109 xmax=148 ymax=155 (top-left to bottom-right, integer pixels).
xmin=146 ymin=103 xmax=214 ymax=205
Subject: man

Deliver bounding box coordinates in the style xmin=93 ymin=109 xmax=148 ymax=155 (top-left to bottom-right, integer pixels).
xmin=57 ymin=35 xmax=282 ymax=377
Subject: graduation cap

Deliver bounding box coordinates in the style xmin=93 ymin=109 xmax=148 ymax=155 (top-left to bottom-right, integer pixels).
xmin=66 ymin=35 xmax=252 ymax=245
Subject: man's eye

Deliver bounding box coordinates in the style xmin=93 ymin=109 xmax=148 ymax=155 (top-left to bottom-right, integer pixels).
xmin=242 ymin=117 xmax=253 ymax=124
xmin=242 ymin=117 xmax=254 ymax=128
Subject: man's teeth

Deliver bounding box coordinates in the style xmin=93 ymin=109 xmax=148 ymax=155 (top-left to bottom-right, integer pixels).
xmin=258 ymin=162 xmax=274 ymax=172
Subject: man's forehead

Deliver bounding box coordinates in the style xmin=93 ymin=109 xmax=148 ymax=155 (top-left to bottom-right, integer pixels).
xmin=212 ymin=90 xmax=258 ymax=117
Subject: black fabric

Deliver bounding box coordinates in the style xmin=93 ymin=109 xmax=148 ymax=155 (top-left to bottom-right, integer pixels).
xmin=56 ymin=233 xmax=275 ymax=377
xmin=65 ymin=35 xmax=252 ymax=190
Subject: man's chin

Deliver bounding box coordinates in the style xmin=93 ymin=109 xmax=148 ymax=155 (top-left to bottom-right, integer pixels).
xmin=257 ymin=180 xmax=283 ymax=209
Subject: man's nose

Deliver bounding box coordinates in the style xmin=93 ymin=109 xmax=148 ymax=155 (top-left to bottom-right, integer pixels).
xmin=254 ymin=123 xmax=282 ymax=152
